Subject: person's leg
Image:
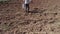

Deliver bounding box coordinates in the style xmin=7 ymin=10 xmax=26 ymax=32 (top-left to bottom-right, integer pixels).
xmin=26 ymin=4 xmax=29 ymax=12
xmin=25 ymin=4 xmax=29 ymax=15
xmin=27 ymin=4 xmax=29 ymax=12
xmin=25 ymin=4 xmax=27 ymax=12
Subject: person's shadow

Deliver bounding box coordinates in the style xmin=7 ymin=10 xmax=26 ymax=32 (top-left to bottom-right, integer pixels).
xmin=28 ymin=8 xmax=47 ymax=13
xmin=28 ymin=8 xmax=39 ymax=13
xmin=25 ymin=8 xmax=47 ymax=16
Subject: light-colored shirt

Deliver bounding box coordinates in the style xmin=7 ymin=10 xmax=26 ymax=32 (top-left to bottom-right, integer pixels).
xmin=23 ymin=0 xmax=31 ymax=4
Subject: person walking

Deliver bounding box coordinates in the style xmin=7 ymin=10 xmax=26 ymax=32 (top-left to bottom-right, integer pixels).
xmin=23 ymin=0 xmax=32 ymax=12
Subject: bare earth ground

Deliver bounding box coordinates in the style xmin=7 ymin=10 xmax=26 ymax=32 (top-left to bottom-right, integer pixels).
xmin=0 ymin=0 xmax=60 ymax=34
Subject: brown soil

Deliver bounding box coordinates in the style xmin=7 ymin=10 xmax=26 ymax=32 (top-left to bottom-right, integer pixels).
xmin=0 ymin=0 xmax=60 ymax=34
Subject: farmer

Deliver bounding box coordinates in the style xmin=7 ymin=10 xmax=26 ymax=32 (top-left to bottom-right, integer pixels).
xmin=23 ymin=0 xmax=32 ymax=12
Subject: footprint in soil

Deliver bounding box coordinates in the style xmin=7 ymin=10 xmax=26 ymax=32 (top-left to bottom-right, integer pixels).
xmin=16 ymin=30 xmax=26 ymax=34
xmin=17 ymin=32 xmax=26 ymax=34
xmin=49 ymin=20 xmax=55 ymax=24
xmin=54 ymin=13 xmax=58 ymax=17
xmin=19 ymin=21 xmax=30 ymax=26
xmin=8 ymin=22 xmax=14 ymax=27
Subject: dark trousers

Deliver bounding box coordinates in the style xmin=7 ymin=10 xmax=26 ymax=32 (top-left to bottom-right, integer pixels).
xmin=25 ymin=4 xmax=29 ymax=12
